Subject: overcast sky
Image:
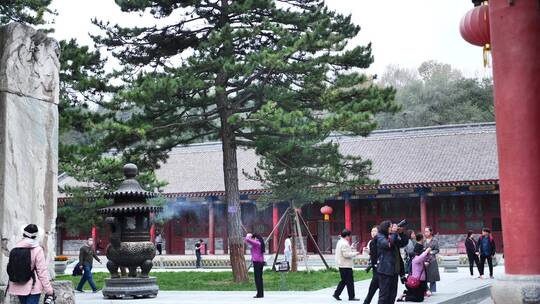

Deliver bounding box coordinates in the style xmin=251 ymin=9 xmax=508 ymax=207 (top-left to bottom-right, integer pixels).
xmin=49 ymin=0 xmax=488 ymax=77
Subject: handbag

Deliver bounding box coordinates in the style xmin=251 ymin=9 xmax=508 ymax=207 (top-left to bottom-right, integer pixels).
xmin=405 ymin=265 xmax=425 ymax=289
xmin=275 ymin=261 xmax=290 ymax=272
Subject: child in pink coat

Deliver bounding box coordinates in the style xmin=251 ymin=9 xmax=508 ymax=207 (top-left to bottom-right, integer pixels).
xmin=7 ymin=224 xmax=54 ymax=304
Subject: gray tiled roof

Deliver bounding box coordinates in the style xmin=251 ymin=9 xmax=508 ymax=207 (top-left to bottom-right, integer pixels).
xmin=156 ymin=122 xmax=498 ymax=194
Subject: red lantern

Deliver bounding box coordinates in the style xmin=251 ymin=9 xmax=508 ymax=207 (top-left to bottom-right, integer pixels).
xmin=320 ymin=205 xmax=333 ymax=221
xmin=460 ymin=4 xmax=490 ymax=47
xmin=460 ymin=3 xmax=491 ymax=66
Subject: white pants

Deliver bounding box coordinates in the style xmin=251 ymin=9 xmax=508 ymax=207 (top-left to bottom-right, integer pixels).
xmin=284 ymin=251 xmax=292 ymax=263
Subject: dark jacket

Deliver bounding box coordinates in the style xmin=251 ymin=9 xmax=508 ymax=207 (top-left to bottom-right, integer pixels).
xmin=425 ymin=237 xmax=440 ymax=282
xmin=79 ymin=245 xmax=100 ymax=267
xmin=477 ymin=235 xmax=496 ymax=256
xmin=465 ymin=237 xmax=478 ymax=256
xmin=368 ymin=238 xmax=378 ymax=268
xmin=376 ymin=232 xmax=409 ymax=276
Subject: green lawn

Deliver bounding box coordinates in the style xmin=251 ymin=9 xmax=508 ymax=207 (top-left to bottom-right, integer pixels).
xmin=58 ymin=269 xmax=371 ymax=291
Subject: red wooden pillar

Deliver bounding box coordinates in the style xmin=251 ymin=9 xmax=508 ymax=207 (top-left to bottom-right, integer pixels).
xmin=420 ymin=195 xmax=427 ymax=231
xmin=344 ymin=198 xmax=352 ymax=231
xmin=149 ymin=212 xmax=155 ymax=243
xmin=489 ymin=0 xmax=540 ymax=275
xmin=91 ymin=225 xmax=97 ymax=251
xmin=150 ymin=224 xmax=155 ymax=243
xmin=208 ymin=200 xmax=215 ymax=255
xmin=487 ymin=1 xmax=540 ymax=302
xmin=272 ymin=203 xmax=279 ymax=253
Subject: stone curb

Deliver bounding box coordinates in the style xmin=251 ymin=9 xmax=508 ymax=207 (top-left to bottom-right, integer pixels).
xmin=437 ymin=284 xmax=491 ymax=304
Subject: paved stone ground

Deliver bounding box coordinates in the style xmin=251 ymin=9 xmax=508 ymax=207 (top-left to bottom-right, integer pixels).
xmin=74 ymin=266 xmax=503 ymax=304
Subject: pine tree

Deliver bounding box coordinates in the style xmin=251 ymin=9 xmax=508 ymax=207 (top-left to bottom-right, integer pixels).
xmin=58 ymin=39 xmax=167 ymax=233
xmin=245 ymin=81 xmax=395 ymax=270
xmin=92 ymin=0 xmax=397 ymax=282
xmin=0 ymin=0 xmax=54 ymax=26
xmin=0 ymin=2 xmax=164 ymax=233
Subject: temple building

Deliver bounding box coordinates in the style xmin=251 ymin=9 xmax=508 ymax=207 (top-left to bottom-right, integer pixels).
xmin=58 ymin=122 xmax=501 ymax=255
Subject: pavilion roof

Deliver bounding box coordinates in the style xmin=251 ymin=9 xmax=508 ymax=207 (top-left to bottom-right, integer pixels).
xmin=156 ymin=122 xmax=498 ymax=197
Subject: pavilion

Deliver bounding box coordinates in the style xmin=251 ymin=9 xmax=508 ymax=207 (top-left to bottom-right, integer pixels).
xmin=58 ymin=122 xmax=500 ymax=255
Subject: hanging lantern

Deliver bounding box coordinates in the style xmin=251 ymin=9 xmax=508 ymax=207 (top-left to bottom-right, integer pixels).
xmin=320 ymin=205 xmax=333 ymax=221
xmin=459 ymin=3 xmax=491 ymax=67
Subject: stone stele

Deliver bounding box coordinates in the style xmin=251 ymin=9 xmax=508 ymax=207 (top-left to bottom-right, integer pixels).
xmin=0 ymin=22 xmax=60 ymax=302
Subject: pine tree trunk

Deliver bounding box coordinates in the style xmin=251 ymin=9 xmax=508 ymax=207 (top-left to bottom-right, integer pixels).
xmin=215 ymin=0 xmax=247 ymax=282
xmin=221 ymin=114 xmax=248 ymax=283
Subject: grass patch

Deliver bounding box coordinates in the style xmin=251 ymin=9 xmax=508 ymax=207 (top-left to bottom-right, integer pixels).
xmin=58 ymin=269 xmax=371 ymax=291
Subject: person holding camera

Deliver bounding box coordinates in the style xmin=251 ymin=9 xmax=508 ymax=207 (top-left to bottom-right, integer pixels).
xmin=333 ymin=229 xmax=361 ymax=301
xmin=7 ymin=224 xmax=54 ymax=304
xmin=477 ymin=227 xmax=496 ymax=279
xmin=195 ymin=239 xmax=203 ymax=268
xmin=362 ymin=226 xmax=379 ymax=304
xmin=423 ymin=226 xmax=440 ymax=294
xmin=245 ymin=233 xmax=265 ymax=298
xmin=376 ymin=220 xmax=410 ymax=304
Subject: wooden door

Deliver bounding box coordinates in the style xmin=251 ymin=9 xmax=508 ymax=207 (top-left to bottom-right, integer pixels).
xmin=166 ymin=218 xmax=185 ymax=254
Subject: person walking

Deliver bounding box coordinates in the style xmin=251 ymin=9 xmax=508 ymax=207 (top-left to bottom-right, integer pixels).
xmin=396 ymin=242 xmax=431 ymax=302
xmin=333 ymin=229 xmax=360 ymax=301
xmin=465 ymin=230 xmax=481 ymax=277
xmin=284 ymin=235 xmax=292 ymax=266
xmin=7 ymin=224 xmax=54 ymax=304
xmin=362 ymin=226 xmax=379 ymax=304
xmin=478 ymin=228 xmax=496 ymax=279
xmin=376 ymin=220 xmax=410 ymax=304
xmin=245 ymin=233 xmax=265 ymax=298
xmin=423 ymin=226 xmax=440 ymax=295
xmin=76 ymin=238 xmax=101 ymax=293
xmin=155 ymin=232 xmax=163 ymax=255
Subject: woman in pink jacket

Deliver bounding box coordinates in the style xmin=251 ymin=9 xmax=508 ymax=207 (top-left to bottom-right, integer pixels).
xmin=397 ymin=239 xmax=431 ymax=302
xmin=7 ymin=224 xmax=54 ymax=304
xmin=245 ymin=233 xmax=265 ymax=298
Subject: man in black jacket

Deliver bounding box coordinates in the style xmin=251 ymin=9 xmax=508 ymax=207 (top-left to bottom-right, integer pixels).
xmin=363 ymin=226 xmax=379 ymax=304
xmin=478 ymin=228 xmax=496 ymax=278
xmin=376 ymin=220 xmax=409 ymax=304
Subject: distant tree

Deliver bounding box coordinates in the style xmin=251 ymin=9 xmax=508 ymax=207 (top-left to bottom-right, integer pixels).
xmin=376 ymin=61 xmax=494 ymax=129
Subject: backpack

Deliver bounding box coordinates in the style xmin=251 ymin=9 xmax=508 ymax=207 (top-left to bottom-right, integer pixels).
xmin=6 ymin=248 xmax=36 ymax=285
xmin=72 ymin=262 xmax=83 ymax=276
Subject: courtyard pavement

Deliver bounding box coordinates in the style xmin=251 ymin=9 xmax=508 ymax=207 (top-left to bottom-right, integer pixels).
xmin=74 ymin=266 xmax=503 ymax=304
